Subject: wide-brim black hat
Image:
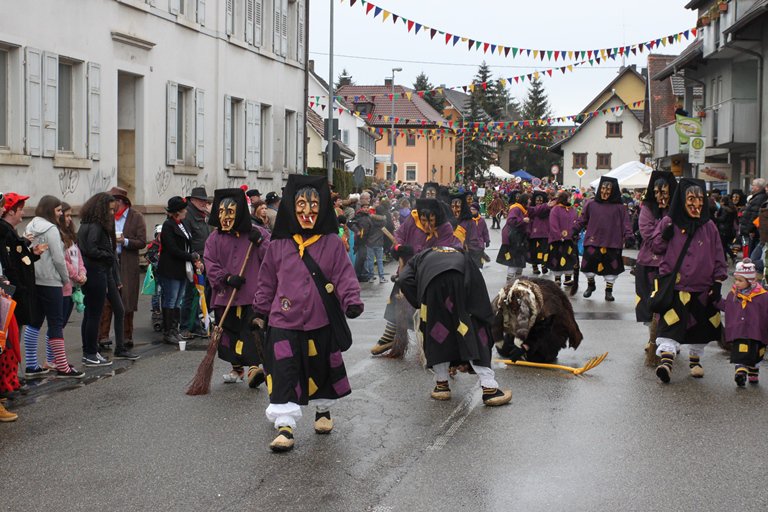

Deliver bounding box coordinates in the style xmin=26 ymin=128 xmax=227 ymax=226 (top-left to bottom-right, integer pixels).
xmin=165 ymin=196 xmax=188 ymax=213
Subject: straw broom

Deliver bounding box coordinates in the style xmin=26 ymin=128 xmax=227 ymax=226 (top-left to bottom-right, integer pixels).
xmin=186 ymin=242 xmax=253 ymax=395
xmin=380 ymin=227 xmax=411 ymax=359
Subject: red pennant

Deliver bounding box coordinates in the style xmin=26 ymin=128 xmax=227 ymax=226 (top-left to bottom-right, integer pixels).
xmin=445 ymin=33 xmax=452 ymax=44
xmin=483 ymin=42 xmax=490 ymax=53
xmin=366 ymin=3 xmax=374 ymax=14
xmin=407 ymin=20 xmax=414 ymax=32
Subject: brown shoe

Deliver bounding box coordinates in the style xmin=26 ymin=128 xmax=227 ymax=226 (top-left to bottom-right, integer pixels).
xmin=269 ymin=427 xmax=295 ymax=452
xmin=482 ymin=387 xmax=512 ymax=406
xmin=0 ymin=403 xmax=18 ymax=422
xmin=430 ymin=381 xmax=451 ymax=401
xmin=370 ymin=339 xmax=394 ymax=355
xmin=247 ymin=367 xmax=265 ymax=389
xmin=314 ymin=412 xmax=334 ymax=434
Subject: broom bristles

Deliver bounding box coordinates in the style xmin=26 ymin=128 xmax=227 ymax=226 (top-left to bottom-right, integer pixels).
xmin=185 ymin=329 xmax=221 ymax=395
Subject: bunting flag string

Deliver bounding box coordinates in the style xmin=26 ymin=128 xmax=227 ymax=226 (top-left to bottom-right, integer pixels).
xmin=342 ymin=0 xmax=695 ymax=62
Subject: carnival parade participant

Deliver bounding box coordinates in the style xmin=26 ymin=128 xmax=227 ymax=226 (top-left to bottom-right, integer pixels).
xmin=497 ymin=193 xmax=530 ymax=283
xmin=574 ymin=177 xmax=632 ymax=301
xmin=650 ymin=178 xmax=727 ymax=384
xmin=204 ymin=188 xmax=270 ymax=387
xmin=369 ymin=198 xmax=460 ymax=356
xmin=527 ymin=191 xmax=551 ymax=276
xmin=253 ymin=175 xmax=363 ymax=453
xmin=716 ymin=259 xmax=768 ymax=387
xmin=397 ymin=246 xmax=512 ymax=406
xmin=466 ymin=203 xmax=490 ymax=269
xmin=546 ymin=191 xmax=579 ymax=289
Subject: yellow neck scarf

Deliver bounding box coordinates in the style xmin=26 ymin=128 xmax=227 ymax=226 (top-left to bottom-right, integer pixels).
xmin=510 ymin=203 xmax=528 ymax=215
xmin=734 ymin=284 xmax=767 ymax=309
xmin=293 ymin=234 xmax=322 ymax=258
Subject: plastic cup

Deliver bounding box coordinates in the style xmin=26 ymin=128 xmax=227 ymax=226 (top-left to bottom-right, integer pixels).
xmin=178 ymin=341 xmax=187 ymax=351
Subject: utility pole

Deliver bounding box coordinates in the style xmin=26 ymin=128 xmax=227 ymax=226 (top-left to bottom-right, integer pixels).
xmin=390 ymin=67 xmax=401 ymax=182
xmin=326 ymin=0 xmax=334 ymax=185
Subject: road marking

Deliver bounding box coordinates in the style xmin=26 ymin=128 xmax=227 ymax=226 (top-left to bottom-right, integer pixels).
xmin=426 ymin=391 xmax=481 ymax=451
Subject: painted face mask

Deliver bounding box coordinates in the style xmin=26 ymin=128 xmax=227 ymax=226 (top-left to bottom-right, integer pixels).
xmin=685 ymin=187 xmax=704 ymax=218
xmin=466 ymin=195 xmax=474 ymax=206
xmin=419 ymin=211 xmax=437 ymax=235
xmin=218 ymin=198 xmax=237 ymax=232
xmin=424 ymin=187 xmax=437 ymax=199
xmin=451 ymin=199 xmax=463 ymax=218
xmin=599 ymin=182 xmax=613 ymax=201
xmin=534 ymin=195 xmax=544 ymax=206
xmin=654 ymin=183 xmax=670 ymax=209
xmin=295 ymin=187 xmax=320 ymax=230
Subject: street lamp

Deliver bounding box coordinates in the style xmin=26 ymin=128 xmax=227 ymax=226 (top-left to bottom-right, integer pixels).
xmin=390 ymin=67 xmax=402 ymax=182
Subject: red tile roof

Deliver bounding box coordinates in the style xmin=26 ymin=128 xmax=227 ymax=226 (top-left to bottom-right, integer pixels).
xmin=337 ymin=85 xmax=450 ymax=128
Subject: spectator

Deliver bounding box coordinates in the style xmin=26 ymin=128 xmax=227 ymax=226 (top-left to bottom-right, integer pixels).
xmin=97 ymin=187 xmax=147 ymax=350
xmin=265 ymin=191 xmax=281 ymax=231
xmin=180 ymin=187 xmax=212 ymax=339
xmin=365 ymin=200 xmax=387 ymax=284
xmin=58 ymin=202 xmax=86 ymax=326
xmin=251 ymin=199 xmax=269 ymax=229
xmin=714 ymin=195 xmax=738 ymax=264
xmin=740 ymin=179 xmax=767 ymax=255
xmin=487 ymin=192 xmax=505 ymax=229
xmin=24 ymin=195 xmax=84 ymax=378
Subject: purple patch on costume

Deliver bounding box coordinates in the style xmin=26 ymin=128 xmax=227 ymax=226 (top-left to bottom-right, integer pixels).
xmin=430 ymin=322 xmax=449 ymax=344
xmin=444 ymin=296 xmax=454 ymax=313
xmin=295 ymin=382 xmax=303 ymax=400
xmin=329 ymin=350 xmax=344 ymax=369
xmin=586 ymin=247 xmax=595 ymax=255
xmin=273 ymin=339 xmax=293 ymax=361
xmin=332 ymin=376 xmax=351 ymax=396
xmin=611 ymin=259 xmax=619 ymax=269
xmin=220 ymin=333 xmax=231 ymax=348
xmin=478 ymin=328 xmax=488 ymax=347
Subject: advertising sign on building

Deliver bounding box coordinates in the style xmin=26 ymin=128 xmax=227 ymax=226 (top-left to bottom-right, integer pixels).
xmin=675 ymin=114 xmax=702 ymax=152
xmin=688 ymin=136 xmax=706 ymax=164
xmin=698 ymin=162 xmax=732 ymax=182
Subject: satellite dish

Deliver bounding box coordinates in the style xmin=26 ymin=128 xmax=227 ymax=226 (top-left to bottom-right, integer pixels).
xmin=352 ymin=165 xmax=365 ymax=187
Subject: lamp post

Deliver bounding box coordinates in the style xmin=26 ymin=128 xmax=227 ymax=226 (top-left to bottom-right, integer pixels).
xmin=326 ymin=0 xmax=335 ymax=185
xmin=389 ymin=67 xmax=402 ymax=182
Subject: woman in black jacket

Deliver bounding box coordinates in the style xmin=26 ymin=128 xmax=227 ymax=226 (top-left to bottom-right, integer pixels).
xmin=714 ymin=195 xmax=738 ymax=264
xmin=157 ymin=196 xmax=201 ymax=344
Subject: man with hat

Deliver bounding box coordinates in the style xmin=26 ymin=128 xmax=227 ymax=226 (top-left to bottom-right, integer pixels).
xmin=97 ymin=186 xmax=146 ymax=350
xmin=180 ymin=186 xmax=213 ymax=339
xmin=264 ymin=191 xmax=281 ymax=231
xmin=246 ymin=189 xmax=261 ymax=203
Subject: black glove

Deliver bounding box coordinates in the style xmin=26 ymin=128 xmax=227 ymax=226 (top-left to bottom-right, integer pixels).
xmin=345 ymin=304 xmax=363 ymax=319
xmin=506 ymin=345 xmax=527 ymax=362
xmin=248 ymin=229 xmax=263 ymax=245
xmin=661 ymin=223 xmax=674 ymax=241
xmin=710 ymin=281 xmax=723 ymax=303
xmin=225 ymin=274 xmax=245 ymax=289
xmin=393 ymin=244 xmax=414 ymax=260
xmin=485 ymin=241 xmax=490 ymax=248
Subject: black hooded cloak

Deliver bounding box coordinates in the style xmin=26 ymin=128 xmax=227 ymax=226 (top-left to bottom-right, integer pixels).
xmin=668 ymin=177 xmax=710 ymax=233
xmin=208 ymin=188 xmax=252 ymax=233
xmin=642 ymin=171 xmax=678 ymax=219
xmin=595 ymin=176 xmax=622 ymax=204
xmin=271 ymin=175 xmax=338 ymax=240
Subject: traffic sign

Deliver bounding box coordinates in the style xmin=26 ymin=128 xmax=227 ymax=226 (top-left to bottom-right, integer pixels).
xmin=576 ymin=169 xmax=585 ymax=178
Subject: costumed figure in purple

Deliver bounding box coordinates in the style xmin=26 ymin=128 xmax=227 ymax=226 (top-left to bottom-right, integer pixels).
xmin=496 ymin=193 xmax=530 ymax=284
xmin=204 ymin=188 xmax=270 ymax=387
xmin=452 ymin=193 xmax=489 ymax=269
xmin=650 ymin=178 xmax=727 ymax=384
xmin=526 ymin=190 xmax=550 ymax=276
xmin=573 ymin=177 xmax=632 ymax=301
xmin=253 ymin=175 xmax=363 ymax=452
xmin=546 ymin=190 xmax=579 ymax=293
xmin=369 ymin=196 xmax=460 ymax=357
xmin=715 ymin=259 xmax=768 ymax=387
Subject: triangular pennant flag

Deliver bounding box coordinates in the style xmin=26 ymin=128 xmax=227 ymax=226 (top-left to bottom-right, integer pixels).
xmin=350 ymin=0 xmax=357 ymax=5
xmin=407 ymin=20 xmax=414 ymax=32
xmin=382 ymin=10 xmax=390 ymax=21
xmin=452 ymin=35 xmax=460 ymax=46
xmin=415 ymin=23 xmax=421 ymax=34
xmin=547 ymin=50 xmax=553 ymax=60
xmin=445 ymin=33 xmax=452 ymax=44
xmin=507 ymin=47 xmax=513 ymax=57
xmin=491 ymin=44 xmax=497 ymax=54
xmin=392 ymin=13 xmax=398 ymax=23
xmin=475 ymin=40 xmax=482 ymax=50
xmin=467 ymin=39 xmax=474 ymax=50
xmin=554 ymin=51 xmax=560 ymax=61
xmin=692 ymin=28 xmax=697 ymax=36
xmin=546 ymin=69 xmax=552 ymax=77
xmin=373 ymin=6 xmax=381 ymax=17
xmin=483 ymin=42 xmax=490 ymax=53
xmin=366 ymin=3 xmax=374 ymax=14
xmin=406 ymin=92 xmax=412 ymax=100
xmin=533 ymin=50 xmax=539 ymax=59
xmin=430 ymin=28 xmax=437 ymax=39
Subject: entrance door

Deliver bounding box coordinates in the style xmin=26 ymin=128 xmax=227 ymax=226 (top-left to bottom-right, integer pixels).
xmin=117 ymin=72 xmax=140 ymax=199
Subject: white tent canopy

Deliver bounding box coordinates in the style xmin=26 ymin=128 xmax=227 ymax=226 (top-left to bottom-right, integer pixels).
xmin=589 ymin=161 xmax=654 ymax=189
xmin=487 ymin=165 xmax=513 ymax=179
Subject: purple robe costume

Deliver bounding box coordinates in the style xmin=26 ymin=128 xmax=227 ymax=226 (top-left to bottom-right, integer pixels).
xmin=546 ymin=204 xmax=578 ymax=272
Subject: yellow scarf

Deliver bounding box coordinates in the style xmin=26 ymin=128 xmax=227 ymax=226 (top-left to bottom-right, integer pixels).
xmin=293 ymin=234 xmax=322 ymax=258
xmin=411 ymin=210 xmax=436 ymax=239
xmin=509 ymin=203 xmax=528 ymax=215
xmin=454 ymin=225 xmax=467 ymax=244
xmin=734 ymin=284 xmax=767 ymax=309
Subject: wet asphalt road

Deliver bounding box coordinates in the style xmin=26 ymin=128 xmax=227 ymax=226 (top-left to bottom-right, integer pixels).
xmin=2 ymin=227 xmax=768 ymax=512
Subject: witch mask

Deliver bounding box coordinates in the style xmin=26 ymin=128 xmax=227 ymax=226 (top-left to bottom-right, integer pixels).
xmin=654 ymin=181 xmax=670 ymax=209
xmin=451 ymin=198 xmax=463 ymax=218
xmin=685 ymin=186 xmax=704 ymax=218
xmin=599 ymin=181 xmax=613 ymax=201
xmin=418 ymin=211 xmax=438 ymax=236
xmin=218 ymin=198 xmax=238 ymax=232
xmin=295 ymin=186 xmax=320 ymax=230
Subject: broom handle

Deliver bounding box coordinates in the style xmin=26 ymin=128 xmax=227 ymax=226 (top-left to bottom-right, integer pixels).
xmin=215 ymin=241 xmax=254 ymax=328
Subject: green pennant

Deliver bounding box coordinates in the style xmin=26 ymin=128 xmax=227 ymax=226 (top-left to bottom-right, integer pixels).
xmin=475 ymin=40 xmax=482 ymax=50
xmin=512 ymin=47 xmax=518 ymax=58
xmin=546 ymin=50 xmax=553 ymax=60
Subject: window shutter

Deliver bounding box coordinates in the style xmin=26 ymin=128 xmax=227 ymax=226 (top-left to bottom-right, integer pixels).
xmin=195 ymin=89 xmax=205 ymax=168
xmin=225 ymin=0 xmax=234 ymax=35
xmin=169 ymin=0 xmax=180 ymax=15
xmin=281 ymin=0 xmax=288 ymax=57
xmin=273 ymin=0 xmax=281 ymax=54
xmin=24 ymin=47 xmax=42 ymax=157
xmin=42 ymin=51 xmax=58 ymax=157
xmin=224 ymin=95 xmax=232 ymax=169
xmin=296 ymin=111 xmax=304 ymax=172
xmin=196 ymin=0 xmax=205 ymax=25
xmin=254 ymin=0 xmax=263 ymax=46
xmin=245 ymin=0 xmax=254 ymax=44
xmin=297 ymin=0 xmax=305 ymax=63
xmin=166 ymin=81 xmax=178 ymax=165
xmin=246 ymin=100 xmax=261 ymax=171
xmin=87 ymin=62 xmax=101 ymax=161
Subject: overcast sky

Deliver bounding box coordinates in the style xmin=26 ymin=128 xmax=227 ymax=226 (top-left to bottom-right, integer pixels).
xmin=308 ymin=0 xmax=697 ymax=117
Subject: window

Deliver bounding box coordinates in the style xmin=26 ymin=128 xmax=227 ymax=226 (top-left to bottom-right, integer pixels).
xmin=57 ymin=62 xmax=72 ymax=151
xmin=406 ymin=133 xmax=416 ymax=146
xmin=596 ymin=153 xmax=611 ymax=169
xmin=260 ymin=103 xmax=271 ymax=168
xmin=224 ymin=95 xmax=245 ymax=170
xmin=342 ymin=129 xmax=349 ymax=145
xmin=284 ymin=109 xmax=296 ymax=169
xmin=449 ymin=137 xmax=453 ymax=152
xmin=167 ymin=82 xmax=203 ymax=167
xmin=387 ymin=131 xmax=397 ymax=146
xmin=440 ymin=136 xmax=444 ymax=150
xmin=0 ymin=48 xmax=7 ymax=148
xmin=273 ymin=0 xmax=288 ymax=56
xmin=606 ymin=121 xmax=622 ymax=138
xmin=572 ymin=153 xmax=587 ymax=168
xmin=405 ymin=163 xmax=417 ymax=182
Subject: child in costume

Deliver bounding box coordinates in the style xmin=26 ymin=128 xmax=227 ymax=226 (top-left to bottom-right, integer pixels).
xmin=716 ymin=259 xmax=768 ymax=387
xmin=497 ymin=193 xmax=530 ymax=283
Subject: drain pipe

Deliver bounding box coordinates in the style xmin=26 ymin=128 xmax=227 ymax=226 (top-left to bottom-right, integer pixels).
xmin=725 ymin=40 xmax=763 ymax=179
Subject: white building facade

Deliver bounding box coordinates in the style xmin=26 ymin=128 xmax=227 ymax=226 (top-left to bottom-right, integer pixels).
xmin=0 ymin=0 xmax=308 ymax=211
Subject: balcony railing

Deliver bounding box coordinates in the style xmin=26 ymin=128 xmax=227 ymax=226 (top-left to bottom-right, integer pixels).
xmin=653 ymin=120 xmax=681 ymax=159
xmin=704 ymin=98 xmax=758 ymax=147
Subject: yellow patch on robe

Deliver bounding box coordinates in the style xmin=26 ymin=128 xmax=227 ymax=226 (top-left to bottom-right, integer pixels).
xmin=457 ymin=321 xmax=469 ymax=336
xmin=266 ymin=374 xmax=273 ymax=395
xmin=308 ymin=339 xmax=318 ymax=357
xmin=420 ymin=304 xmax=428 ymax=321
xmin=505 ymin=252 xmax=511 ymax=261
xmin=235 ymin=306 xmax=242 ymax=319
xmin=567 ymin=246 xmax=573 ymax=255
xmin=634 ymin=294 xmax=641 ymax=306
xmin=597 ymin=263 xmax=604 ymax=273
xmin=664 ymin=309 xmax=680 ymax=325
xmin=679 ymin=291 xmax=691 ymax=305
xmin=308 ymin=378 xmax=318 ymax=396
xmin=739 ymin=343 xmax=749 ymax=353
xmin=600 ymin=247 xmax=608 ymax=254
xmin=560 ymin=257 xmax=566 ymax=266
xmin=235 ymin=340 xmax=244 ymax=355
xmin=709 ymin=313 xmax=721 ymax=328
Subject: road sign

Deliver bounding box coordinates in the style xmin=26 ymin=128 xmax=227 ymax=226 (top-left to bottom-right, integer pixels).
xmin=576 ymin=169 xmax=585 ymax=178
xmin=689 ymin=136 xmax=705 ymax=164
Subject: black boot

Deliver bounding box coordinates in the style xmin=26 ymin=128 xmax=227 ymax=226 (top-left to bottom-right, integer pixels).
xmin=162 ymin=308 xmax=177 ymax=344
xmin=583 ymin=278 xmax=596 ymax=298
xmin=532 ymin=265 xmax=540 ymax=275
xmin=605 ymin=283 xmax=615 ymax=302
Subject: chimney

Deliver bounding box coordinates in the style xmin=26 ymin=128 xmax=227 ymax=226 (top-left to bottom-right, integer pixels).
xmin=384 ymin=78 xmax=393 ymax=87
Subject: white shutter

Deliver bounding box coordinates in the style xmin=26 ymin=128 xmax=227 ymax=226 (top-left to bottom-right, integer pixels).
xmin=296 ymin=111 xmax=304 ymax=172
xmin=246 ymin=100 xmax=261 ymax=171
xmin=196 ymin=0 xmax=205 ymax=25
xmin=245 ymin=0 xmax=254 ymax=44
xmin=169 ymin=0 xmax=180 ymax=15
xmin=25 ymin=47 xmax=42 ymax=157
xmin=254 ymin=0 xmax=263 ymax=46
xmin=42 ymin=51 xmax=58 ymax=157
xmin=225 ymin=0 xmax=234 ymax=35
xmin=87 ymin=62 xmax=101 ymax=161
xmin=273 ymin=0 xmax=281 ymax=54
xmin=281 ymin=0 xmax=288 ymax=57
xmin=195 ymin=89 xmax=205 ymax=168
xmin=166 ymin=81 xmax=178 ymax=165
xmin=224 ymin=95 xmax=232 ymax=168
xmin=297 ymin=0 xmax=305 ymax=63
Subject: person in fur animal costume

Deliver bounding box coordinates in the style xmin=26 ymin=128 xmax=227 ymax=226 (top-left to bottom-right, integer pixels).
xmin=492 ymin=278 xmax=583 ymax=363
xmin=398 ymin=246 xmax=512 ymax=406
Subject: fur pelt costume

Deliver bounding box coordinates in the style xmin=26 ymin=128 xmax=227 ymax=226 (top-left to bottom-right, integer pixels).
xmin=492 ymin=278 xmax=583 ymax=363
